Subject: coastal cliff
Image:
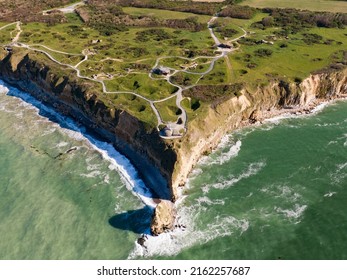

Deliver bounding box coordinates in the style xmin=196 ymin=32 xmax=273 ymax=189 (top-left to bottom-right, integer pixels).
xmin=0 ymin=48 xmax=346 ymax=206
xmin=0 ymin=49 xmax=176 ymax=200
xmin=170 ymin=68 xmax=347 ymax=198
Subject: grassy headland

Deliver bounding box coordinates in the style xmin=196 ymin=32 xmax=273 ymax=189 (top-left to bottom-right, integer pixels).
xmin=0 ymin=0 xmax=346 ymax=129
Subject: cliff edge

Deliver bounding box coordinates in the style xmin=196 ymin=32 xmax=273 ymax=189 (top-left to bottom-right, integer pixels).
xmin=0 ymin=48 xmax=346 ymax=211
xmin=0 ymin=49 xmax=176 ymax=201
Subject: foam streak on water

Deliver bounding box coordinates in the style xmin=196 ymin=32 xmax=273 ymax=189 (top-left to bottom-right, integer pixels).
xmin=2 ymin=77 xmax=347 ymax=260
xmin=128 ymin=196 xmax=249 ymax=259
xmin=0 ymin=80 xmax=156 ymax=207
xmin=202 ymin=161 xmax=266 ymax=194
xmin=199 ymin=137 xmax=242 ymax=166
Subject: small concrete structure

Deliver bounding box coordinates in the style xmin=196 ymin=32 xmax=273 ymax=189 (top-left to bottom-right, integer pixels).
xmin=188 ymin=62 xmax=198 ymax=69
xmin=4 ymin=46 xmax=13 ymax=53
xmin=161 ymin=127 xmax=173 ymax=137
xmin=152 ymin=66 xmax=171 ymax=76
xmin=217 ymin=43 xmax=232 ymax=49
xmin=159 ymin=122 xmax=186 ymax=139
xmin=91 ymin=39 xmax=102 ymax=44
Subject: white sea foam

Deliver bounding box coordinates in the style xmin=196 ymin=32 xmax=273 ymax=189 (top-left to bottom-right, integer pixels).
xmin=315 ymin=122 xmax=341 ymax=127
xmin=246 ymin=192 xmax=253 ymax=198
xmin=80 ymin=170 xmax=103 ymax=178
xmin=337 ymin=162 xmax=347 ymax=171
xmin=3 ymin=82 xmax=156 ymax=207
xmin=275 ymin=204 xmax=307 ymax=220
xmin=264 ymin=101 xmax=331 ymax=127
xmin=324 ymin=192 xmax=337 ymax=198
xmin=218 ymin=133 xmax=234 ymax=148
xmin=207 ymin=140 xmax=242 ymax=166
xmin=129 ymin=169 xmax=249 ymax=259
xmin=190 ymin=168 xmax=203 ymax=179
xmin=201 ymin=161 xmax=266 ymax=194
xmin=55 ymin=141 xmax=69 ymax=148
xmin=0 ymin=84 xmax=9 ymax=95
xmin=128 ymin=201 xmax=249 ymax=259
xmin=40 ymin=127 xmax=57 ymax=136
xmin=264 ymin=113 xmax=294 ymax=124
xmin=330 ymin=161 xmax=347 ymax=184
xmin=311 ymin=102 xmax=329 ymax=114
xmin=195 ymin=196 xmax=225 ymax=206
xmin=103 ymin=174 xmax=110 ymax=184
xmin=261 ymin=184 xmax=302 ymax=205
xmin=198 ymin=134 xmax=242 ymax=166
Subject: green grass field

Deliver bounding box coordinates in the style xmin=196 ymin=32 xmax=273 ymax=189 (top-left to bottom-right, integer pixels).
xmin=154 ymin=97 xmax=180 ymax=123
xmin=227 ymin=21 xmax=346 ymax=83
xmin=123 ymin=7 xmax=211 ymax=23
xmin=241 ymin=0 xmax=347 ymax=13
xmin=0 ymin=23 xmax=17 ymax=44
xmin=199 ymin=58 xmax=228 ymax=85
xmin=1 ymin=1 xmax=346 ymax=128
xmin=99 ymin=92 xmax=158 ymax=128
xmin=104 ymin=73 xmax=177 ymax=100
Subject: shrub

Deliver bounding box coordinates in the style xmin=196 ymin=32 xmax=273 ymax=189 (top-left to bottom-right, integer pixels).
xmin=247 ymin=63 xmax=257 ymax=69
xmin=216 ymin=28 xmax=238 ymax=38
xmin=219 ymin=5 xmax=257 ymax=19
xmin=302 ymin=33 xmax=323 ymax=45
xmin=135 ymin=29 xmax=172 ymax=42
xmin=254 ymin=48 xmax=273 ymax=57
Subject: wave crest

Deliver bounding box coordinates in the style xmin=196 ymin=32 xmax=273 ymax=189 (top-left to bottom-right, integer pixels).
xmin=202 ymin=161 xmax=266 ymax=194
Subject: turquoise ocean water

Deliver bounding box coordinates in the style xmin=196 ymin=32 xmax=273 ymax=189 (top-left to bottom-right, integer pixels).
xmin=0 ymin=80 xmax=346 ymax=260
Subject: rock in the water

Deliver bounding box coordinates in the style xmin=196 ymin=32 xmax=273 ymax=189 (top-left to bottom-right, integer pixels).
xmin=137 ymin=237 xmax=146 ymax=248
xmin=150 ymin=200 xmax=176 ymax=236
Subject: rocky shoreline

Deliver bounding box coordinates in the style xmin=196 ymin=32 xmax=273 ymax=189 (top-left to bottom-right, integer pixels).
xmin=241 ymin=96 xmax=347 ymax=128
xmin=150 ymin=69 xmax=347 ymax=235
xmin=0 ymin=49 xmax=346 ymax=236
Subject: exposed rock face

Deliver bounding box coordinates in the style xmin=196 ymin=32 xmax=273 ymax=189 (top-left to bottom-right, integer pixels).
xmin=0 ymin=49 xmax=175 ymax=200
xmin=170 ymin=68 xmax=347 ymax=196
xmin=150 ymin=200 xmax=176 ymax=236
xmin=0 ymin=48 xmax=346 ymax=210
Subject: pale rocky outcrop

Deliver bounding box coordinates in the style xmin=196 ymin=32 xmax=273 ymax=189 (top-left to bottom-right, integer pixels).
xmin=150 ymin=200 xmax=176 ymax=236
xmin=0 ymin=48 xmax=346 ymax=224
xmin=170 ymin=68 xmax=347 ymax=198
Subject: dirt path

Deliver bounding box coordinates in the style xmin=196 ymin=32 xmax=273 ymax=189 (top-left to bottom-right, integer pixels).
xmin=1 ymin=12 xmax=248 ymax=139
xmin=43 ymin=1 xmax=85 ymax=15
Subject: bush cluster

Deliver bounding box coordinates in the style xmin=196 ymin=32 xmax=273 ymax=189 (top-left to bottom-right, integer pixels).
xmin=254 ymin=8 xmax=347 ymax=32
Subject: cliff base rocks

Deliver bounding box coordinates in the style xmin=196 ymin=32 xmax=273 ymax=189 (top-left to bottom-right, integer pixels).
xmin=150 ymin=200 xmax=176 ymax=236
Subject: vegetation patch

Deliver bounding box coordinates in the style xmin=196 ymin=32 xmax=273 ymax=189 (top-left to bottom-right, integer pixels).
xmin=219 ymin=5 xmax=257 ymax=19
xmin=1 ymin=0 xmax=346 ymax=130
xmin=183 ymin=83 xmax=243 ymax=108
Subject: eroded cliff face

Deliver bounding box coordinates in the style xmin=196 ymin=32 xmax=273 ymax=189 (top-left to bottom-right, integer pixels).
xmin=0 ymin=49 xmax=346 ymax=203
xmin=0 ymin=50 xmax=176 ymax=200
xmin=171 ymin=68 xmax=347 ymax=197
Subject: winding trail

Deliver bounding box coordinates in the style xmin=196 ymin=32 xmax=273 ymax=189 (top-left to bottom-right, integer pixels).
xmin=43 ymin=1 xmax=85 ymax=15
xmin=0 ymin=22 xmax=18 ymax=31
xmin=1 ymin=10 xmax=247 ymax=139
xmin=12 ymin=22 xmax=22 ymax=43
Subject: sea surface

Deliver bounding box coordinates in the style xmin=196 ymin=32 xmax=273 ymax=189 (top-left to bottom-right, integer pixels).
xmin=0 ymin=80 xmax=347 ymax=260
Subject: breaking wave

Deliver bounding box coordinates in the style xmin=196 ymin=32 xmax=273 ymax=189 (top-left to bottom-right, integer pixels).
xmin=0 ymin=84 xmax=9 ymax=95
xmin=275 ymin=204 xmax=307 ymax=221
xmin=330 ymin=161 xmax=347 ymax=185
xmin=128 ymin=196 xmax=249 ymax=259
xmin=199 ymin=137 xmax=242 ymax=166
xmin=201 ymin=160 xmax=266 ymax=194
xmin=1 ymin=81 xmax=156 ymax=207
